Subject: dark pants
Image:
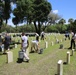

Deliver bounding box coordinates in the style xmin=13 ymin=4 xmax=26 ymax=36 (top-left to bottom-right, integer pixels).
xmin=70 ymin=39 xmax=75 ymax=49
xmin=65 ymin=35 xmax=70 ymax=40
xmin=41 ymin=35 xmax=44 ymax=40
xmin=4 ymin=43 xmax=10 ymax=53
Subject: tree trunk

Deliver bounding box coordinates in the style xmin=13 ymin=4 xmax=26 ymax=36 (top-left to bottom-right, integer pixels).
xmin=0 ymin=27 xmax=1 ymax=33
xmin=38 ymin=21 xmax=41 ymax=35
xmin=16 ymin=25 xmax=17 ymax=33
xmin=6 ymin=18 xmax=8 ymax=24
xmin=34 ymin=21 xmax=41 ymax=36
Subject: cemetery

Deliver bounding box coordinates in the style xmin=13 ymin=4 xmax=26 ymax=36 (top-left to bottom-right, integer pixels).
xmin=0 ymin=33 xmax=76 ymax=75
xmin=0 ymin=0 xmax=76 ymax=75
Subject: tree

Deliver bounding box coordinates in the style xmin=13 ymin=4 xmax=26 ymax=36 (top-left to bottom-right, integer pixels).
xmin=0 ymin=0 xmax=12 ymax=24
xmin=0 ymin=1 xmax=3 ymax=32
xmin=58 ymin=18 xmax=66 ymax=25
xmin=68 ymin=18 xmax=74 ymax=24
xmin=13 ymin=0 xmax=52 ymax=35
xmin=48 ymin=11 xmax=61 ymax=25
xmin=71 ymin=19 xmax=76 ymax=32
xmin=58 ymin=18 xmax=66 ymax=32
xmin=3 ymin=0 xmax=11 ymax=24
xmin=31 ymin=0 xmax=52 ymax=35
xmin=12 ymin=17 xmax=19 ymax=32
xmin=68 ymin=18 xmax=74 ymax=29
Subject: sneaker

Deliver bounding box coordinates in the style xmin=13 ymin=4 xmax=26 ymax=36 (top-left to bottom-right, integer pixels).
xmin=26 ymin=59 xmax=29 ymax=63
xmin=3 ymin=53 xmax=7 ymax=55
xmin=68 ymin=47 xmax=72 ymax=49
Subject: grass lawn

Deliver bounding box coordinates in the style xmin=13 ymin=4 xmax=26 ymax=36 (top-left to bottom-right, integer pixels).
xmin=0 ymin=33 xmax=76 ymax=75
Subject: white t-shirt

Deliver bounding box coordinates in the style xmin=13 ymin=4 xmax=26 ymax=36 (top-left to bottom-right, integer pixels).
xmin=21 ymin=35 xmax=28 ymax=47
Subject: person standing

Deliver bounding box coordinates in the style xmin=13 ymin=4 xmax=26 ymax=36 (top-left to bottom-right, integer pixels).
xmin=3 ymin=33 xmax=11 ymax=54
xmin=0 ymin=35 xmax=2 ymax=52
xmin=68 ymin=31 xmax=76 ymax=49
xmin=21 ymin=32 xmax=29 ymax=62
xmin=0 ymin=35 xmax=2 ymax=45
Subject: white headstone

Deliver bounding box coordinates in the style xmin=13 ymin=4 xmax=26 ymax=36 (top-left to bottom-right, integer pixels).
xmin=26 ymin=47 xmax=29 ymax=56
xmin=15 ymin=44 xmax=17 ymax=48
xmin=72 ymin=49 xmax=74 ymax=56
xmin=45 ymin=41 xmax=48 ymax=48
xmin=57 ymin=60 xmax=63 ymax=75
xmin=56 ymin=39 xmax=59 ymax=44
xmin=51 ymin=41 xmax=54 ymax=46
xmin=67 ymin=51 xmax=70 ymax=64
xmin=6 ymin=51 xmax=13 ymax=63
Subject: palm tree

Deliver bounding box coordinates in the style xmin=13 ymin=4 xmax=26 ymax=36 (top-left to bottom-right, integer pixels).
xmin=58 ymin=18 xmax=66 ymax=32
xmin=58 ymin=18 xmax=66 ymax=25
xmin=68 ymin=18 xmax=74 ymax=24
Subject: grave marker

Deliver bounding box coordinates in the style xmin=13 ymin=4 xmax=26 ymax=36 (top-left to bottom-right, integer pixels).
xmin=15 ymin=44 xmax=17 ymax=48
xmin=72 ymin=49 xmax=74 ymax=56
xmin=45 ymin=41 xmax=48 ymax=48
xmin=57 ymin=60 xmax=63 ymax=75
xmin=67 ymin=51 xmax=70 ymax=64
xmin=51 ymin=41 xmax=54 ymax=46
xmin=6 ymin=51 xmax=13 ymax=63
xmin=59 ymin=44 xmax=63 ymax=49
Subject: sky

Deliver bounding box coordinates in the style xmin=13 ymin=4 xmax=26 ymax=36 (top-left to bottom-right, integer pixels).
xmin=48 ymin=0 xmax=76 ymax=21
xmin=8 ymin=0 xmax=76 ymax=26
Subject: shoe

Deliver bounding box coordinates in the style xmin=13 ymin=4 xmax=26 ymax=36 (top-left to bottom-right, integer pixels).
xmin=68 ymin=47 xmax=72 ymax=49
xmin=3 ymin=52 xmax=7 ymax=54
xmin=30 ymin=51 xmax=35 ymax=53
xmin=26 ymin=59 xmax=29 ymax=63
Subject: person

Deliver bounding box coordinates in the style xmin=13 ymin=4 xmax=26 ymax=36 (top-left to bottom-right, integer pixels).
xmin=3 ymin=33 xmax=11 ymax=54
xmin=0 ymin=35 xmax=2 ymax=52
xmin=41 ymin=31 xmax=45 ymax=40
xmin=68 ymin=31 xmax=76 ymax=49
xmin=0 ymin=35 xmax=2 ymax=45
xmin=65 ymin=31 xmax=70 ymax=40
xmin=30 ymin=35 xmax=39 ymax=53
xmin=21 ymin=32 xmax=29 ymax=62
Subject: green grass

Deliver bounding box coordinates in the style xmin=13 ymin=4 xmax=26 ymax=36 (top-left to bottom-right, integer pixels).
xmin=0 ymin=34 xmax=76 ymax=75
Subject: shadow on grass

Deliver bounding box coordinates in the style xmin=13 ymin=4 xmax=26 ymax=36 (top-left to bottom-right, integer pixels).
xmin=16 ymin=58 xmax=23 ymax=63
xmin=70 ymin=54 xmax=73 ymax=56
xmin=29 ymin=51 xmax=35 ymax=53
xmin=0 ymin=53 xmax=7 ymax=56
xmin=16 ymin=58 xmax=29 ymax=63
xmin=63 ymin=62 xmax=67 ymax=65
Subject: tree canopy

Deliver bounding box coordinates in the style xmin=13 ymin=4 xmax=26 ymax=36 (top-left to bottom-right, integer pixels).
xmin=12 ymin=0 xmax=52 ymax=35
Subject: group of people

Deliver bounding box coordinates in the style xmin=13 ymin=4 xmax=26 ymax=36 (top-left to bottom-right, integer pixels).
xmin=0 ymin=31 xmax=45 ymax=63
xmin=0 ymin=31 xmax=46 ymax=63
xmin=20 ymin=30 xmax=76 ymax=63
xmin=1 ymin=30 xmax=75 ymax=63
xmin=21 ymin=31 xmax=45 ymax=62
xmin=64 ymin=30 xmax=76 ymax=49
